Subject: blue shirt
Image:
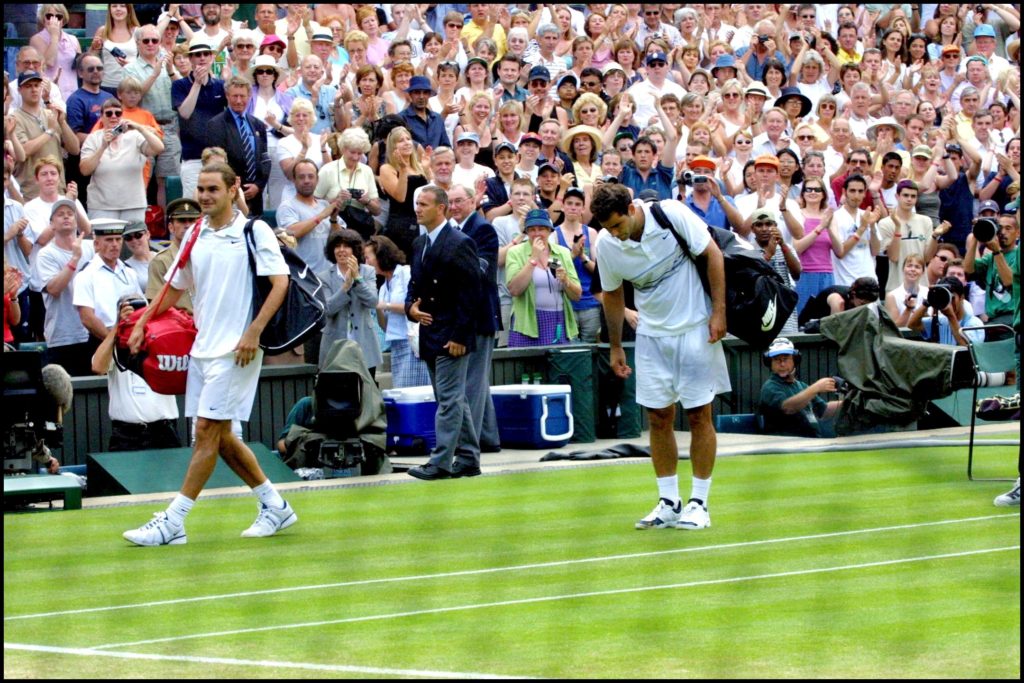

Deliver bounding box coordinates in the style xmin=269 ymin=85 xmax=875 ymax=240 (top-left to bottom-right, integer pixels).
xmin=497 ymin=85 xmax=529 ymax=105
xmin=619 ymin=162 xmax=674 ymax=200
xmin=65 ymin=88 xmax=108 ymax=135
xmin=399 ymin=105 xmax=452 ymax=150
xmin=286 ymin=82 xmax=340 ymax=135
xmin=171 ymin=76 xmax=226 ymax=161
xmin=735 ymin=46 xmax=789 ymax=80
xmin=684 ymin=193 xmax=735 ymax=231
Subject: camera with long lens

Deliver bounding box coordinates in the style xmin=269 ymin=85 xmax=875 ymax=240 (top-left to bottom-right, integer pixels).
xmin=972 ymin=217 xmax=998 ymax=244
xmin=927 ymin=285 xmax=953 ymax=311
xmin=308 ymin=371 xmax=364 ymax=476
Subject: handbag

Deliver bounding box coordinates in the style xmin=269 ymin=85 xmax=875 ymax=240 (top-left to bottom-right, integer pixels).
xmin=649 ymin=201 xmax=798 ymax=350
xmin=243 ymin=217 xmax=327 ymax=355
xmin=114 ymin=220 xmax=202 ymax=394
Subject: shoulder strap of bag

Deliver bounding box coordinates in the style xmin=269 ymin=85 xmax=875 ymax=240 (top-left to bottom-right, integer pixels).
xmin=150 ymin=217 xmax=203 ymax=315
xmin=649 ymin=201 xmax=694 ymax=263
xmin=242 ymin=215 xmax=262 ymax=277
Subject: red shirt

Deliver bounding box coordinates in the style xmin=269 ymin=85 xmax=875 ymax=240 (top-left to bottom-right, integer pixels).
xmin=831 ymin=174 xmax=876 ymax=210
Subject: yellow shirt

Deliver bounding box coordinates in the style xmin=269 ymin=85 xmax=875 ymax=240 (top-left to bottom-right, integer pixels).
xmin=954 ymin=111 xmax=975 ymax=143
xmin=837 ymin=48 xmax=862 ymax=66
xmin=460 ymin=20 xmax=506 ymax=60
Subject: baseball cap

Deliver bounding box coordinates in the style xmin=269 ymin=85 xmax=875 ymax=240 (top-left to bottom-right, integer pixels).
xmin=456 ymin=131 xmax=480 ymax=145
xmin=753 ymin=154 xmax=780 ymax=169
xmin=494 ymin=141 xmax=517 ymax=156
xmin=911 ymin=144 xmax=933 ymax=159
xmin=528 ymin=65 xmax=551 ymax=83
xmin=563 ymin=187 xmax=585 ymax=202
xmin=645 ymin=51 xmax=668 ymax=66
xmin=122 ymin=222 xmax=148 ymax=237
xmin=764 ymin=337 xmax=798 ymax=358
xmin=519 ymin=132 xmax=542 ymax=147
xmin=536 ymin=161 xmax=560 ymax=175
xmin=557 ymin=72 xmax=578 ymax=88
xmin=49 ymin=198 xmax=77 ymax=219
xmin=973 ymin=24 xmax=996 ymax=39
xmin=978 ymin=199 xmax=1000 ymax=214
xmin=17 ymin=71 xmax=43 ymax=87
xmin=689 ymin=155 xmax=716 ymax=172
xmin=601 ymin=61 xmax=625 ymax=78
xmin=750 ymin=208 xmax=777 ymax=223
xmin=941 ymin=44 xmax=961 ymax=56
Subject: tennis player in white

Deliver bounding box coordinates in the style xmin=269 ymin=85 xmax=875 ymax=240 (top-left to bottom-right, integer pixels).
xmin=123 ymin=162 xmax=296 ymax=545
xmin=591 ymin=183 xmax=731 ymax=530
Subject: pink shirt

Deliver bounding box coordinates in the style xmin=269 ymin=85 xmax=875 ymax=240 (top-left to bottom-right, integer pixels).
xmin=800 ymin=217 xmax=834 ymax=273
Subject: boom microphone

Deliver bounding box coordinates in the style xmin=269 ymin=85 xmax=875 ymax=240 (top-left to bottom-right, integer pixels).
xmin=41 ymin=364 xmax=73 ymax=416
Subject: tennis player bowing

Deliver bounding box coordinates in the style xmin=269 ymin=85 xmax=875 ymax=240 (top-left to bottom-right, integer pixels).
xmin=123 ymin=162 xmax=296 ymax=546
xmin=591 ymin=184 xmax=730 ymax=530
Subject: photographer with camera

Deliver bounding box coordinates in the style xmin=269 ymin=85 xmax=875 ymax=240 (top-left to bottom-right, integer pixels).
xmin=79 ymin=98 xmax=164 ymax=223
xmin=90 ymin=294 xmax=180 ymax=452
xmin=757 ymin=337 xmax=843 ymax=438
xmin=681 ymin=156 xmax=743 ymax=232
xmin=908 ymin=276 xmax=985 ymax=346
xmin=963 ymin=212 xmax=1019 ymax=330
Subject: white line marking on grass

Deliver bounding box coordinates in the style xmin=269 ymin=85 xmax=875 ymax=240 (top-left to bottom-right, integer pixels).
xmin=6 ymin=513 xmax=1018 ymax=622
xmin=2 ymin=642 xmax=530 ymax=679
xmin=86 ymin=545 xmax=1020 ymax=651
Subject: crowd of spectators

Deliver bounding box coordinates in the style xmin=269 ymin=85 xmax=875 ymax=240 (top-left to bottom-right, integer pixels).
xmin=3 ymin=3 xmax=1021 ymax=386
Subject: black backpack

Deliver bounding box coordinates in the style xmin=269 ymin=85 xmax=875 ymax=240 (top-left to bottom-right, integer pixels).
xmin=243 ymin=217 xmax=327 ymax=355
xmin=649 ymin=201 xmax=798 ymax=350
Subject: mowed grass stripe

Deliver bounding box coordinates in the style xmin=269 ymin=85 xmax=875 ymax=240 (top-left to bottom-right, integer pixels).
xmin=5 ymin=512 xmax=1017 ymax=623
xmin=84 ymin=547 xmax=1018 ymax=660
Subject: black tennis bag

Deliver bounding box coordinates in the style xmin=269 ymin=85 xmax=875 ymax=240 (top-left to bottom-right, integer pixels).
xmin=243 ymin=217 xmax=327 ymax=355
xmin=650 ymin=201 xmax=798 ymax=350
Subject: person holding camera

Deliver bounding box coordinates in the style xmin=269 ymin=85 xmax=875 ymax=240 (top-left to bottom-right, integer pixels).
xmin=908 ymin=276 xmax=986 ymax=346
xmin=884 ymin=254 xmax=930 ymax=327
xmin=963 ymin=212 xmax=1019 ymax=330
xmin=505 ymin=209 xmax=582 ymax=347
xmin=90 ymin=294 xmax=180 ymax=452
xmin=79 ymin=98 xmax=164 ymax=223
xmin=681 ymin=155 xmax=743 ymax=231
xmin=757 ymin=337 xmax=843 ymax=438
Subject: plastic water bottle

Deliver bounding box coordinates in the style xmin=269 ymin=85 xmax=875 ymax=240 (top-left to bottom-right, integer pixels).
xmin=553 ymin=323 xmax=563 ymax=344
xmin=532 ymin=372 xmax=543 ymax=385
xmin=521 ymin=373 xmax=530 ymax=385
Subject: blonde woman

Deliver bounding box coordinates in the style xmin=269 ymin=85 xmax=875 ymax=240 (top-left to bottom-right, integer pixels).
xmin=88 ymin=3 xmax=140 ymax=95
xmin=572 ymin=92 xmax=608 ymax=130
xmin=314 ymin=127 xmax=382 ymax=235
xmin=493 ymin=99 xmax=525 ymax=148
xmin=453 ymin=91 xmax=495 ymax=150
xmin=29 ymin=4 xmax=80 ymax=101
xmin=378 ymin=126 xmax=430 ymax=262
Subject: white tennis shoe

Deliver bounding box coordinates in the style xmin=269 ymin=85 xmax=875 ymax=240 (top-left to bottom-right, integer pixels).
xmin=675 ymin=500 xmax=711 ymax=530
xmin=994 ymin=478 xmax=1020 ymax=507
xmin=123 ymin=512 xmax=187 ymax=546
xmin=241 ymin=501 xmax=298 ymax=537
xmin=636 ymin=498 xmax=682 ymax=529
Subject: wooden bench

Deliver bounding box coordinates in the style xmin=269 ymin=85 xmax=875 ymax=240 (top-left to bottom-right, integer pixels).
xmin=4 ymin=474 xmax=82 ymax=510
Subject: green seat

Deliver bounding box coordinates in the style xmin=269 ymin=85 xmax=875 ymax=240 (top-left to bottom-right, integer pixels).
xmin=17 ymin=341 xmax=47 ymax=353
xmin=962 ymin=324 xmax=1017 ymax=482
xmin=166 ymin=175 xmax=182 ymax=204
xmin=262 ymin=209 xmax=277 ymax=228
xmin=67 ymin=28 xmax=86 ymax=38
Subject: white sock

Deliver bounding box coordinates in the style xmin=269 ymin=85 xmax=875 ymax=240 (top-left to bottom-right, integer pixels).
xmin=165 ymin=494 xmax=194 ymax=526
xmin=656 ymin=475 xmax=680 ymax=505
xmin=253 ymin=480 xmax=285 ymax=508
xmin=690 ymin=476 xmax=712 ymax=507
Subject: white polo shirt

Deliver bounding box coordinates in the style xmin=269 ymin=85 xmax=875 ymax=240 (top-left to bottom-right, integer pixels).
xmin=169 ymin=211 xmax=288 ymax=358
xmin=597 ymin=200 xmax=711 ymax=336
xmin=73 ymin=256 xmax=144 ymax=329
xmin=831 ymin=206 xmax=875 ymax=286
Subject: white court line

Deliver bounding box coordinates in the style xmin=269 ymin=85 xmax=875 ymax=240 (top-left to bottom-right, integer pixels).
xmin=5 ymin=513 xmax=1018 ymax=622
xmin=2 ymin=642 xmax=531 ymax=679
xmin=86 ymin=545 xmax=1019 ymax=651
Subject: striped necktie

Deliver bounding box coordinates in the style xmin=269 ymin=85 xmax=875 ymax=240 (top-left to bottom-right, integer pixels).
xmin=234 ymin=112 xmax=257 ymax=183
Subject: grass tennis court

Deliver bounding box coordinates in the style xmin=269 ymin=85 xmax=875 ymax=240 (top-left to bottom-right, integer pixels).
xmin=4 ymin=443 xmax=1020 ymax=678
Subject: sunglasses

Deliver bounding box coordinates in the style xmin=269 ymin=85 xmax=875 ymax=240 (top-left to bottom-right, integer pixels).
xmin=85 ymin=65 xmax=104 ymax=73
xmin=735 ymin=139 xmax=752 ymax=145
xmin=45 ymin=13 xmax=62 ymax=21
xmin=580 ymin=107 xmax=598 ymax=114
xmin=723 ymin=93 xmax=740 ymax=99
xmin=446 ymin=22 xmax=462 ymax=28
xmin=645 ymin=10 xmax=661 ymax=15
xmin=140 ymin=38 xmax=160 ymax=45
xmin=819 ymin=103 xmax=836 ymax=109
xmin=191 ymin=51 xmax=213 ymax=58
xmin=797 ymin=135 xmax=815 ymax=140
xmin=849 ymin=159 xmax=868 ymax=165
xmin=617 ymin=145 xmax=633 ymax=152
xmin=264 ymin=45 xmax=284 ymax=52
xmin=803 ymin=187 xmax=824 ymax=193
xmin=936 ymin=255 xmax=950 ymax=262
xmin=254 ymin=69 xmax=276 ymax=76
xmin=103 ymin=109 xmax=123 ymax=117
xmin=235 ymin=44 xmax=255 ymax=50
xmin=124 ymin=232 xmax=145 ymax=242
xmin=648 ymin=61 xmax=667 ymax=67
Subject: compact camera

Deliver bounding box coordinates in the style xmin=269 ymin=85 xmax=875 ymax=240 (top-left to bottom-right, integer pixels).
xmin=349 ymin=188 xmax=364 ymax=199
xmin=680 ymin=171 xmax=710 ymax=186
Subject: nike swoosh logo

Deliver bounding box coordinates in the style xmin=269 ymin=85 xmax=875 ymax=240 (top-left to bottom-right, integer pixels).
xmin=298 ymin=265 xmax=308 ymax=279
xmin=760 ymin=295 xmax=778 ymax=332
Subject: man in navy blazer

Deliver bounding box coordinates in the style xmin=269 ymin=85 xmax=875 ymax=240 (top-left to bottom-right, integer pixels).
xmin=206 ymin=77 xmax=271 ymax=216
xmin=405 ymin=186 xmax=482 ymax=480
xmin=448 ymin=184 xmax=502 ymax=454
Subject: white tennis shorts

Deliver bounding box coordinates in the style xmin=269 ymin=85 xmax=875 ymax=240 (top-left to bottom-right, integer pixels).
xmin=635 ymin=327 xmax=731 ymax=410
xmin=185 ymin=352 xmax=263 ymax=422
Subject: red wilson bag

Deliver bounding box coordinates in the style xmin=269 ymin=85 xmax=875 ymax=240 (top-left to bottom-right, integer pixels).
xmin=115 ymin=220 xmax=202 ymax=394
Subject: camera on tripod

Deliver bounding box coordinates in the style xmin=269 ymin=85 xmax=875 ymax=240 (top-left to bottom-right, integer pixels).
xmin=309 ymin=371 xmax=365 ymax=475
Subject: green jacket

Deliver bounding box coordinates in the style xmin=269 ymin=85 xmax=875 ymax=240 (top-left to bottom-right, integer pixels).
xmin=973 ymin=246 xmax=1018 ymax=320
xmin=505 ymin=241 xmax=581 ymax=341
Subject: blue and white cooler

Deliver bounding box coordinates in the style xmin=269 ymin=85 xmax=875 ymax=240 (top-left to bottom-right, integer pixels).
xmin=490 ymin=384 xmax=574 ymax=449
xmin=382 ymin=385 xmax=437 ymax=453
